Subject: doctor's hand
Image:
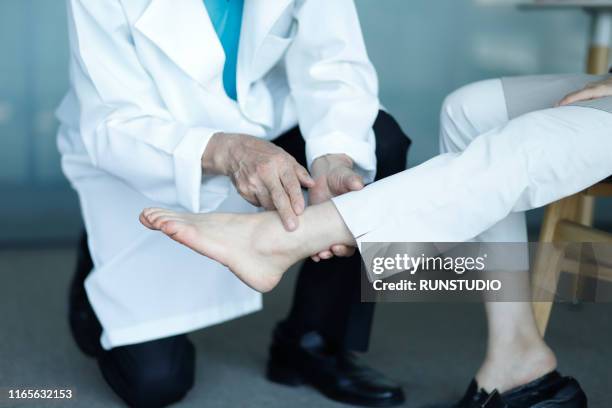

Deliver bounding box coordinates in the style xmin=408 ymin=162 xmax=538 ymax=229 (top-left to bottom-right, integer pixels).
xmin=308 ymin=154 xmax=364 ymax=262
xmin=202 ymin=132 xmax=315 ymax=231
xmin=558 ymin=77 xmax=612 ymax=106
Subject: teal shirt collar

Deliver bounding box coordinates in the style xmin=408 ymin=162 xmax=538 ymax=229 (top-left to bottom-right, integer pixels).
xmin=203 ymin=0 xmax=244 ymax=100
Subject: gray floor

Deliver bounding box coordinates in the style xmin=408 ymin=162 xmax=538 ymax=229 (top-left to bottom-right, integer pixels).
xmin=1 ymin=248 xmax=611 ymax=408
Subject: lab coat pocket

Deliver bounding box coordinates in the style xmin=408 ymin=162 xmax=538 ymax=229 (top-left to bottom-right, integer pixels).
xmin=251 ymin=34 xmax=293 ymax=81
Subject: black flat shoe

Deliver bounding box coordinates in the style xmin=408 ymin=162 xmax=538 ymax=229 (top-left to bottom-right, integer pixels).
xmin=266 ymin=324 xmax=405 ymax=407
xmin=68 ymin=233 xmax=103 ymax=357
xmin=452 ymin=371 xmax=587 ymax=408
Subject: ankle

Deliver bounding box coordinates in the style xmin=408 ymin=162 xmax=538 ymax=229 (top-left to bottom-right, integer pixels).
xmin=489 ymin=331 xmax=556 ymax=367
xmin=477 ymin=341 xmax=557 ymax=393
xmin=253 ymin=201 xmax=355 ymax=261
xmin=300 ymin=202 xmax=355 ymax=247
xmin=486 ymin=343 xmax=557 ymax=369
xmin=251 ymin=212 xmax=312 ymax=262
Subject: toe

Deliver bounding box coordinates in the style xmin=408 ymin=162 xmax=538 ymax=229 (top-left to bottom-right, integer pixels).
xmin=152 ymin=214 xmax=179 ymax=230
xmin=139 ymin=211 xmax=155 ymax=229
xmin=142 ymin=208 xmax=172 ymax=230
xmin=159 ymin=220 xmax=181 ymax=237
xmin=142 ymin=207 xmax=162 ymax=219
xmin=147 ymin=210 xmax=176 ymax=228
xmin=143 ymin=208 xmax=165 ymax=226
xmin=160 ymin=221 xmax=198 ymax=247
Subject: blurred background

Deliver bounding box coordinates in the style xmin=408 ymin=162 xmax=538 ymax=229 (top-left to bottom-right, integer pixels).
xmin=2 ymin=1 xmax=612 ymax=407
xmin=1 ymin=0 xmax=611 ymax=246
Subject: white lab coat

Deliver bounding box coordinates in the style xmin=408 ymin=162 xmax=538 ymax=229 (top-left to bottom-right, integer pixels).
xmin=56 ymin=0 xmax=379 ymax=349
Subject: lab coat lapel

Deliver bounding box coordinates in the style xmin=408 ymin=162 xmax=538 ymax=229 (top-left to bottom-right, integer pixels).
xmin=134 ymin=0 xmax=225 ymax=89
xmin=237 ymin=0 xmax=292 ymax=94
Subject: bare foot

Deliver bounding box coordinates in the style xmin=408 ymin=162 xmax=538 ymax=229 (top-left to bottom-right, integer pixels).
xmin=140 ymin=208 xmax=302 ymax=292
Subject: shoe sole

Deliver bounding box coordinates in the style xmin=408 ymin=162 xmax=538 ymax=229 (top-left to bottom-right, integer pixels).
xmin=531 ymin=388 xmax=587 ymax=408
xmin=266 ymin=361 xmax=406 ymax=408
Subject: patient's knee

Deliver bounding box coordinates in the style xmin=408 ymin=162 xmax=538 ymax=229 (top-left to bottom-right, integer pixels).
xmin=440 ymin=79 xmax=505 ymax=153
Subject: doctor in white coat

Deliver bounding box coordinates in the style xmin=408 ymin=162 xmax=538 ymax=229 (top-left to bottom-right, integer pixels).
xmin=58 ymin=0 xmax=410 ymax=406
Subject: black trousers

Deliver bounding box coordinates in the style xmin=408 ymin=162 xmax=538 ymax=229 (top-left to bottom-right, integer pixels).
xmin=273 ymin=110 xmax=410 ymax=352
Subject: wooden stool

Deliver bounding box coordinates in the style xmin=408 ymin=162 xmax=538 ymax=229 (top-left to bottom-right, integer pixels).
xmin=532 ymin=177 xmax=612 ymax=336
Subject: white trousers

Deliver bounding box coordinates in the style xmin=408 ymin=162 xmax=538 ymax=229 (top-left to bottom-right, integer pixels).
xmin=332 ymin=78 xmax=612 ymax=244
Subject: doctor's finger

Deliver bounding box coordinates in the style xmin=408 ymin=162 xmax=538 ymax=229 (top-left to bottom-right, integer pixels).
xmin=330 ymin=168 xmax=364 ymax=195
xmin=312 ymin=251 xmax=332 ymax=261
xmin=236 ymin=185 xmax=261 ymax=207
xmin=331 ymin=245 xmax=356 ymax=257
xmin=243 ymin=194 xmax=262 ymax=208
xmin=295 ymin=165 xmax=315 ymax=188
xmin=255 ymin=189 xmax=274 ymax=210
xmin=318 ymin=250 xmax=334 ymax=260
xmin=280 ymin=170 xmax=305 ymax=214
xmin=268 ymin=182 xmax=298 ymax=231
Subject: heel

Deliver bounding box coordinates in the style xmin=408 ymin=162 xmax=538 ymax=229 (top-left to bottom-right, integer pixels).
xmin=266 ymin=360 xmax=303 ymax=386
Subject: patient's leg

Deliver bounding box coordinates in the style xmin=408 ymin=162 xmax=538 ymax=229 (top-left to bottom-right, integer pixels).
xmin=140 ymin=202 xmax=354 ymax=292
xmin=442 ymin=80 xmax=556 ymax=392
xmin=440 ymin=80 xmax=559 ymax=394
xmin=143 ymin=104 xmax=612 ymax=295
xmin=477 ymin=302 xmax=556 ymax=391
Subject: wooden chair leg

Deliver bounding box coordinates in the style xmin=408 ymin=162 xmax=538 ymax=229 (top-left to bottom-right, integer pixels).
xmin=532 ymin=244 xmax=566 ymax=336
xmin=532 ymin=195 xmax=581 ymax=336
xmin=577 ymin=195 xmax=595 ymax=227
xmin=572 ymin=195 xmax=597 ymax=303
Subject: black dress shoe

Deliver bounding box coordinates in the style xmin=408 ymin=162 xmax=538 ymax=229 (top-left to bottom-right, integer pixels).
xmin=68 ymin=234 xmax=104 ymax=357
xmin=452 ymin=371 xmax=587 ymax=408
xmin=266 ymin=324 xmax=405 ymax=407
